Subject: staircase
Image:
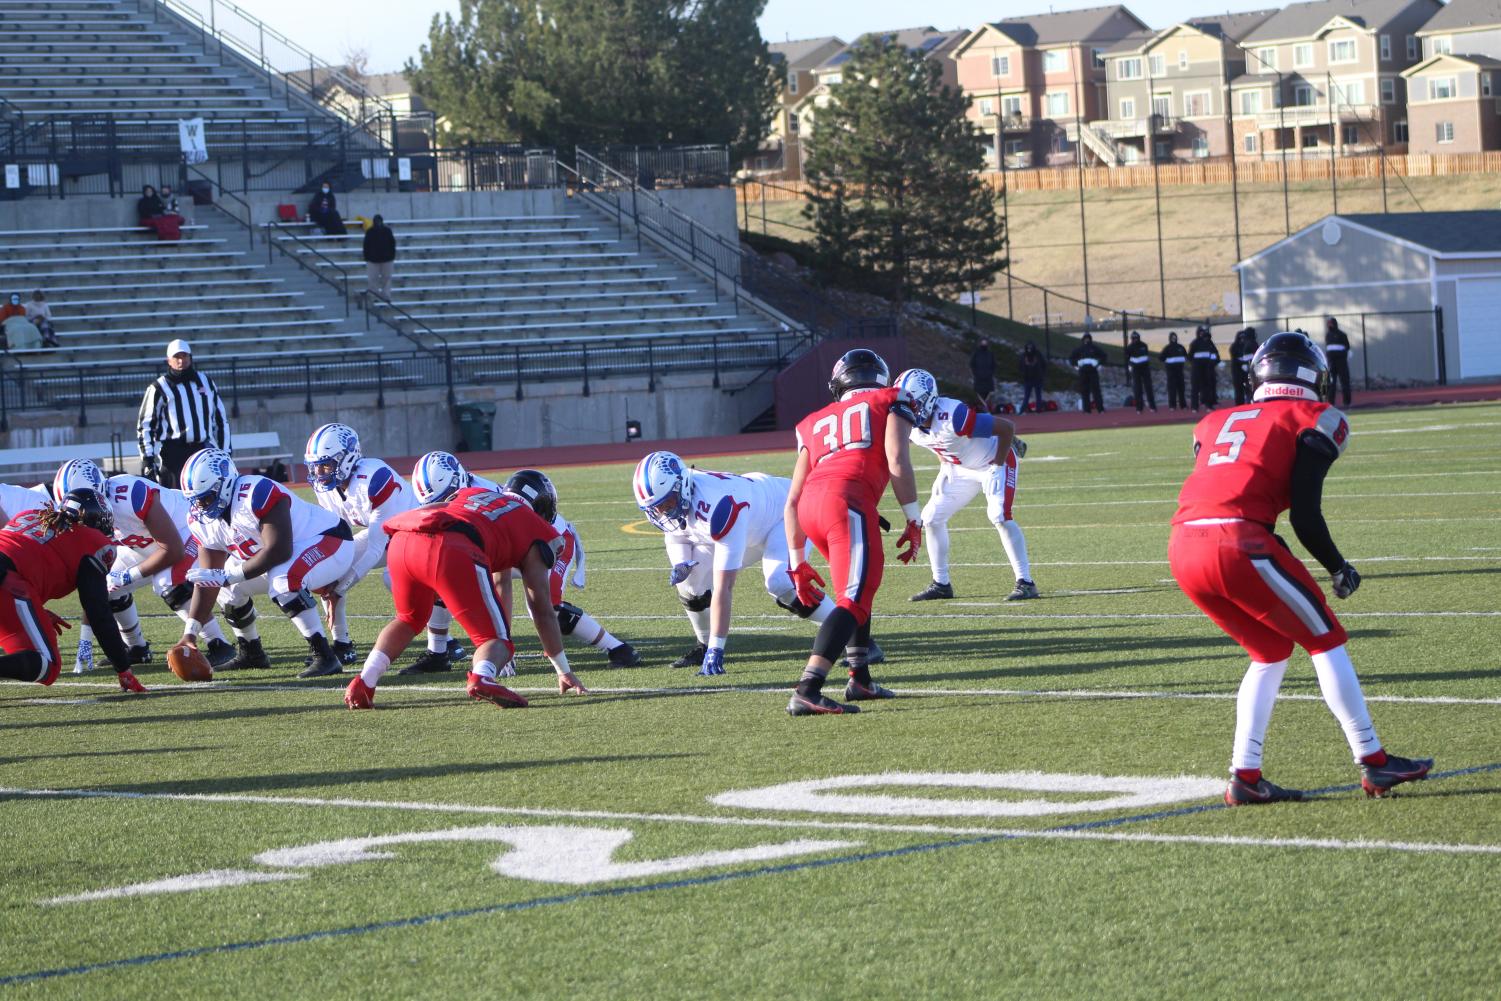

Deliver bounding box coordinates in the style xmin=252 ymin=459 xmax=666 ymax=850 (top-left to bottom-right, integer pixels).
xmin=1078 ymin=124 xmax=1127 ymax=168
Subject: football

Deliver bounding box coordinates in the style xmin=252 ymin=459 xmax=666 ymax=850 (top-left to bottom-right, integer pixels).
xmin=166 ymin=641 xmax=214 ymax=683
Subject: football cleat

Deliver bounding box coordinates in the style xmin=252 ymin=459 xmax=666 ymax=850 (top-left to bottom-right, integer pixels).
xmin=297 ymin=649 xmax=343 ymax=679
xmin=1224 ymin=775 xmax=1305 ymax=806
xmin=467 ymin=672 xmax=528 ymax=708
xmin=225 ymin=637 xmax=269 ymax=671
xmin=332 ymin=640 xmax=359 ymax=665
xmin=116 ymin=669 xmax=147 ymax=694
xmin=844 ymin=677 xmax=897 ymax=701
xmin=786 ymin=691 xmax=861 ymax=716
xmin=1006 ymin=579 xmax=1040 ymax=601
xmin=672 ymin=642 xmax=707 ymax=669
xmin=127 ymin=643 xmax=153 ymax=665
xmin=910 ymin=580 xmax=954 ymax=602
xmin=204 ymin=638 xmax=237 ymax=669
xmin=1361 ymin=754 xmax=1434 ymax=798
xmin=445 ymin=638 xmax=466 ymax=662
xmin=398 ymin=649 xmax=453 ymax=675
xmin=608 ymin=642 xmax=642 ymax=668
xmin=344 ymin=676 xmax=375 ymax=710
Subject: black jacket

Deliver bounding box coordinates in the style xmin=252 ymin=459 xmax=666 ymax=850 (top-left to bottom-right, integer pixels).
xmin=1069 ymin=342 xmax=1105 ymax=367
xmin=1231 ymin=332 xmax=1259 ymax=366
xmin=970 ymin=346 xmax=996 ymax=381
xmin=1160 ymin=342 xmax=1187 ymax=364
xmin=1020 ymin=350 xmax=1046 ymax=383
xmin=362 ymin=224 xmax=396 ymax=264
xmin=308 ymin=191 xmax=338 ymax=219
xmin=1125 ymin=341 xmax=1151 ymax=367
xmin=1189 ymin=335 xmax=1220 ymax=364
xmin=137 ymin=193 xmax=165 ymax=221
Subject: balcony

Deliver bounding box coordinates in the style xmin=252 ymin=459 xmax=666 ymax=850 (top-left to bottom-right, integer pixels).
xmin=981 ymin=113 xmax=1032 ymax=133
xmin=1252 ymin=103 xmax=1379 ymax=127
xmin=1093 ymin=115 xmax=1181 ymax=138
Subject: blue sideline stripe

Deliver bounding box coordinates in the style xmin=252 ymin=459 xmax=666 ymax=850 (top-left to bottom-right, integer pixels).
xmin=4 ymin=761 xmax=1497 ymax=988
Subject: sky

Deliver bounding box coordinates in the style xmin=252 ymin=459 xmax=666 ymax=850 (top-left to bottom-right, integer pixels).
xmin=235 ymin=0 xmax=1273 ymax=74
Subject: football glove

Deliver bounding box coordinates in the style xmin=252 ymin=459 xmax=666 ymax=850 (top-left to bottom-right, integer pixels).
xmin=698 ymin=647 xmax=726 ymax=676
xmin=668 ymin=560 xmax=699 ymax=587
xmin=1012 ymin=437 xmax=1028 ymax=460
xmin=896 ymin=519 xmax=923 ymax=564
xmin=107 ymin=567 xmax=139 ymax=593
xmin=73 ymin=634 xmax=94 ymax=674
xmin=496 ymin=659 xmax=516 ymax=678
xmin=116 ymin=669 xmax=148 ymax=693
xmin=186 ymin=567 xmax=236 ymax=589
xmin=141 ymin=454 xmax=162 ymax=483
xmin=1332 ymin=563 xmax=1361 ymax=599
xmin=572 ymin=567 xmax=586 ymax=590
xmin=788 ymin=563 xmax=826 ymax=607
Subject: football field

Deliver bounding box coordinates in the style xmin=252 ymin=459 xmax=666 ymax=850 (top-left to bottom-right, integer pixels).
xmin=4 ymin=402 xmax=1499 ymax=1000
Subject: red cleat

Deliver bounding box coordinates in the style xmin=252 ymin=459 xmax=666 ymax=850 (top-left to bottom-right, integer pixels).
xmin=466 ymin=672 xmax=528 ymax=708
xmin=344 ymin=676 xmax=375 ymax=710
xmin=116 ymin=669 xmax=147 ymax=694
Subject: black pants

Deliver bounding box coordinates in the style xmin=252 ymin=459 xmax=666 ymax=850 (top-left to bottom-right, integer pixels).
xmin=1022 ymin=379 xmax=1045 ymax=412
xmin=1329 ymin=359 xmax=1352 ymax=406
xmin=1130 ymin=366 xmax=1156 ymax=411
xmin=1077 ymin=367 xmax=1103 ymax=413
xmin=1232 ymin=365 xmax=1252 ymax=405
xmin=157 ymin=438 xmax=207 ymax=489
xmin=1165 ymin=364 xmax=1186 ymax=408
xmin=1191 ymin=363 xmax=1218 ymax=410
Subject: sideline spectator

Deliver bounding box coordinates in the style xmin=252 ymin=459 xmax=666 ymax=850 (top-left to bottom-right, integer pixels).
xmin=1230 ymin=326 xmax=1259 ymax=404
xmin=1019 ymin=341 xmax=1046 ymax=412
xmin=362 ymin=214 xmax=397 ymax=300
xmin=1125 ymin=331 xmax=1156 ymax=413
xmin=1161 ymin=331 xmax=1187 ymax=409
xmin=307 ymin=184 xmax=346 ymax=235
xmin=161 ymin=183 xmax=180 ymax=216
xmin=1325 ymin=316 xmax=1352 ymax=406
xmin=136 ymin=185 xmax=180 ymax=240
xmin=970 ymin=338 xmax=996 ymax=404
xmin=25 ymin=291 xmax=56 ymax=347
xmin=1069 ymin=332 xmax=1106 ymax=413
xmin=0 ymin=293 xmax=24 ymax=325
xmin=137 ymin=339 xmax=231 ymax=488
xmin=1189 ymin=326 xmax=1220 ymax=412
xmin=2 ymin=313 xmax=42 ymax=350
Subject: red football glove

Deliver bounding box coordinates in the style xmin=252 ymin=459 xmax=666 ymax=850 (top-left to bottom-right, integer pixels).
xmin=43 ymin=610 xmax=71 ymax=637
xmin=787 ymin=563 xmax=827 ymax=607
xmin=896 ymin=519 xmax=923 ymax=564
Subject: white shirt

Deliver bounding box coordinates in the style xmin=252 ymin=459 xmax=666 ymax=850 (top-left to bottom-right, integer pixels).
xmin=189 ymin=475 xmax=340 ymax=559
xmin=676 ymin=470 xmax=789 ymax=574
xmin=910 ymin=396 xmax=999 ymax=471
xmin=0 ymin=482 xmax=49 ymax=522
xmin=105 ymin=474 xmax=191 ymax=555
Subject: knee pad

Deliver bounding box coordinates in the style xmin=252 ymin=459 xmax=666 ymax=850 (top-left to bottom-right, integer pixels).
xmin=108 ymin=592 xmax=135 ymax=615
xmin=273 ymin=588 xmax=316 ymax=617
xmin=160 ymin=581 xmax=193 ymax=612
xmin=679 ymin=589 xmax=712 ymax=613
xmin=774 ymin=591 xmax=820 ymax=619
xmin=223 ymin=598 xmax=258 ymax=630
xmin=555 ymin=601 xmax=583 ymax=636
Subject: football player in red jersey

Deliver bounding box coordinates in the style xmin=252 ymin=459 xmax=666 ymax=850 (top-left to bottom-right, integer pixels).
xmin=343 ymin=471 xmax=587 ymax=709
xmin=783 ymin=348 xmax=922 ymax=716
xmin=1170 ymin=332 xmax=1431 ymax=804
xmin=0 ymin=489 xmax=147 ymax=692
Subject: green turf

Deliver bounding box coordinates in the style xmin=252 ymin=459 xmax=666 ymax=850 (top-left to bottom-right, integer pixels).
xmin=3 ymin=402 xmax=1499 ymax=999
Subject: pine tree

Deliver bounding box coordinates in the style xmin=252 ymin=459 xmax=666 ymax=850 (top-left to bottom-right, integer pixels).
xmin=802 ymin=36 xmax=1007 ymax=304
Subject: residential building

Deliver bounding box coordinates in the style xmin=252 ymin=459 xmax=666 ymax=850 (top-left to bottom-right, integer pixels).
xmin=761 ymin=36 xmax=844 ymax=177
xmin=1403 ymin=0 xmax=1501 ymax=152
xmin=1229 ymin=0 xmax=1441 ymax=160
xmin=950 ymin=5 xmax=1149 ymax=169
xmin=1095 ymin=10 xmax=1276 ymax=164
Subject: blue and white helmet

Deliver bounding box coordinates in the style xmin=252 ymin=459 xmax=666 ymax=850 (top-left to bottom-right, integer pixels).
xmin=412 ymin=450 xmax=470 ymax=506
xmin=632 ymin=451 xmax=693 ymax=531
xmin=181 ymin=448 xmax=238 ymax=520
xmin=304 ymin=422 xmax=362 ymax=492
xmin=52 ymin=458 xmax=108 ymax=504
xmin=895 ymin=368 xmax=939 ymax=426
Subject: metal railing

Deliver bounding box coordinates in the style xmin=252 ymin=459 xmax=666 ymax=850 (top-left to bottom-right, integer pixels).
xmin=266 ymin=222 xmax=350 ymax=316
xmin=586 ymin=145 xmax=731 ymax=188
xmin=185 ymin=162 xmax=253 ymax=248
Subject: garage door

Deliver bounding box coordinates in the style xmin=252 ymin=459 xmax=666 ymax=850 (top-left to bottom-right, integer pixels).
xmin=1455 ymin=278 xmax=1501 ymax=378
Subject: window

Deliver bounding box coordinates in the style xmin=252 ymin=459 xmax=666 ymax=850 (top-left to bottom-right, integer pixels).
xmin=1243 ymin=133 xmax=1259 ymax=153
xmin=1192 ymin=135 xmax=1209 ymax=157
xmin=1256 ymin=47 xmax=1277 ymax=73
xmin=1149 ymin=54 xmax=1165 ymax=77
xmin=1381 ymin=78 xmax=1396 ymax=104
xmin=991 ymin=54 xmax=1010 ymax=77
xmin=1117 ymin=57 xmax=1143 ymax=80
xmin=1179 ymin=49 xmax=1189 ymax=70
xmin=1092 ymin=48 xmax=1106 ymax=69
xmin=1302 ymin=131 xmax=1320 ymax=148
xmin=1120 ymin=97 xmax=1136 ymax=119
xmin=1005 ymin=139 xmax=1026 ymax=154
xmin=1294 ymin=83 xmax=1317 ymax=106
xmin=1002 ymin=95 xmax=1024 ymax=117
xmin=1436 ymin=120 xmax=1455 ymax=143
xmin=1293 ymin=43 xmax=1313 ymax=68
xmin=825 ymin=72 xmax=842 ymax=85
xmin=1394 ymin=119 xmax=1408 ymax=143
xmin=1432 ymin=76 xmax=1457 ymax=99
xmin=1407 ymin=35 xmax=1419 ymax=60
xmin=1046 ymin=91 xmax=1069 ymax=117
xmin=1044 ymin=49 xmax=1069 ymax=72
xmin=789 ymin=112 xmax=799 ymax=133
xmin=1332 ymin=79 xmax=1365 ymax=106
xmin=979 ymin=98 xmax=994 ymax=116
xmin=1240 ymin=90 xmax=1263 ymax=115
xmin=1328 ymin=39 xmax=1357 ymax=64
xmin=1342 ymin=124 xmax=1359 ymax=145
xmin=1051 ymin=132 xmax=1072 ymax=155
xmin=1485 ymin=74 xmax=1494 ymax=98
xmin=1380 ymin=35 xmax=1391 ymax=61
xmin=1154 ymin=140 xmax=1171 ymax=159
xmin=1152 ymin=94 xmax=1172 ymax=118
xmin=788 ymin=71 xmax=798 ymax=95
xmin=1183 ymin=91 xmax=1211 ymax=117
xmin=1434 ymin=36 xmax=1453 ymax=55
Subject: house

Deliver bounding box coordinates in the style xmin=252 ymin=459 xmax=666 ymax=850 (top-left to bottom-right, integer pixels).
xmin=1095 ymin=10 xmax=1276 ymax=164
xmin=1402 ymin=0 xmax=1501 ymax=153
xmin=1234 ymin=211 xmax=1501 ymax=381
xmin=1229 ymin=0 xmax=1441 ymax=160
xmin=761 ymin=36 xmax=845 ymax=178
xmin=950 ymin=5 xmax=1149 ymax=169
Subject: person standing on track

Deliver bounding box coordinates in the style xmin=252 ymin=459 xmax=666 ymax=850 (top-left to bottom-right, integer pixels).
xmin=1069 ymin=333 xmax=1106 ymax=413
xmin=1125 ymin=331 xmax=1156 ymax=413
xmin=1188 ymin=326 xmax=1220 ymax=412
xmin=1324 ymin=316 xmax=1353 ymax=406
xmin=782 ymin=348 xmax=921 ymax=716
xmin=1161 ymin=331 xmax=1188 ymax=410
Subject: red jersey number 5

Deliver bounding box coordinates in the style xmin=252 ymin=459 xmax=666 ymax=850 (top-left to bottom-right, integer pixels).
xmin=1207 ymin=408 xmax=1262 ymax=466
xmin=812 ymin=401 xmax=872 ymax=456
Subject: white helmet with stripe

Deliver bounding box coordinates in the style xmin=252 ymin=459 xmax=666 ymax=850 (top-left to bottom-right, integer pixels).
xmin=181 ymin=448 xmax=238 ymax=519
xmin=52 ymin=458 xmax=108 ymax=504
xmin=412 ymin=451 xmax=470 ymax=506
xmin=894 ymin=368 xmax=939 ymax=426
xmin=632 ymin=451 xmax=693 ymax=531
xmin=304 ymin=422 xmax=362 ymax=493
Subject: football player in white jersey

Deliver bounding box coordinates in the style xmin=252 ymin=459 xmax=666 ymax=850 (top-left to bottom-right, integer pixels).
xmin=304 ymin=424 xmax=464 ymax=671
xmin=52 ymin=460 xmax=236 ymax=673
xmin=897 ymin=369 xmax=1038 ymax=602
xmin=633 ymin=451 xmax=880 ymax=676
xmin=0 ymin=482 xmax=50 ymax=524
xmin=504 ymin=468 xmax=641 ymax=668
xmin=178 ymin=448 xmax=356 ymax=678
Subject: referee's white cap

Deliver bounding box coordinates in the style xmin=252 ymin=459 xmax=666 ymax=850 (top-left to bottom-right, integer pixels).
xmin=166 ymin=338 xmax=192 ymax=358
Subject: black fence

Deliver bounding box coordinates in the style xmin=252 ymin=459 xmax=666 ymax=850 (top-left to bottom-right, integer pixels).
xmin=1239 ymin=308 xmax=1446 ymax=388
xmin=587 ymin=145 xmax=731 ymax=189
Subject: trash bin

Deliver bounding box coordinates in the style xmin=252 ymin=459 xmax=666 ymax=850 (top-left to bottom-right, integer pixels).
xmin=453 ymin=402 xmax=496 ymax=452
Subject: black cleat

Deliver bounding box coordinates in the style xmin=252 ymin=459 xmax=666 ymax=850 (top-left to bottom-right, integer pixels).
xmin=332 ymin=640 xmax=359 ymax=665
xmin=844 ymin=677 xmax=897 ymax=701
xmin=204 ymin=638 xmax=236 ymax=669
xmin=1361 ymin=753 xmax=1434 ymax=798
xmin=607 ymin=641 xmax=642 ymax=667
xmin=1224 ymin=775 xmax=1305 ymax=806
xmin=297 ymin=652 xmax=343 ymax=679
xmin=445 ymin=638 xmax=466 ymax=662
xmin=787 ymin=691 xmax=860 ymax=716
xmin=910 ymin=580 xmax=954 ymax=602
xmin=1006 ymin=579 xmax=1040 ymax=601
xmin=127 ymin=643 xmax=153 ymax=665
xmin=224 ymin=637 xmax=269 ymax=671
xmin=398 ymin=649 xmax=453 ymax=675
xmin=672 ymin=642 xmax=707 ymax=669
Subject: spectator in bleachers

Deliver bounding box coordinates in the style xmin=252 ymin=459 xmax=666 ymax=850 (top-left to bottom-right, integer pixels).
xmin=1019 ymin=341 xmax=1046 ymax=412
xmin=2 ymin=313 xmax=43 ymax=351
xmin=362 ymin=214 xmax=396 ymax=300
xmin=0 ymin=293 xmax=24 ymax=325
xmin=136 ymin=185 xmax=181 ymax=241
xmin=24 ymin=291 xmax=56 ymax=347
xmin=307 ymin=184 xmax=346 ymax=235
xmin=161 ymin=184 xmax=180 ymax=216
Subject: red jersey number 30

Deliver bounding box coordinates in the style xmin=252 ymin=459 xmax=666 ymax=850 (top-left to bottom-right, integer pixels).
xmin=811 ymin=401 xmax=872 ymax=460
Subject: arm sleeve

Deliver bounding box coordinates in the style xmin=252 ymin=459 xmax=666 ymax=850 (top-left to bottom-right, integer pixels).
xmin=78 ymin=557 xmax=132 ymax=670
xmin=570 ymin=526 xmax=586 ymax=577
xmin=346 ymin=527 xmax=384 ymax=582
xmin=1289 ymin=431 xmax=1346 ymax=575
xmin=137 ymin=381 xmax=162 ymax=457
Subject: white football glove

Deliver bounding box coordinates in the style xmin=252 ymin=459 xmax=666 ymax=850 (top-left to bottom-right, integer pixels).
xmin=668 ymin=560 xmax=699 ymax=587
xmin=1012 ymin=437 xmax=1028 ymax=460
xmin=496 ymin=659 xmax=516 ymax=678
xmin=572 ymin=567 xmax=586 ymax=590
xmin=186 ymin=568 xmax=230 ymax=588
xmin=106 ymin=567 xmax=139 ymax=593
xmin=73 ymin=634 xmax=95 ymax=674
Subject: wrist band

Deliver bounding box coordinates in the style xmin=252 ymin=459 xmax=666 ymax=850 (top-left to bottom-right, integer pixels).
xmin=184 ymin=619 xmax=203 ymax=638
xmin=901 ymin=502 xmax=921 ymax=522
xmin=547 ymin=650 xmax=570 ymax=676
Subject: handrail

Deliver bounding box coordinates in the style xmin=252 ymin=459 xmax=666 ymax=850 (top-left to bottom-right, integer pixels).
xmin=266 ymin=222 xmax=350 ymax=317
xmin=364 ymin=292 xmax=450 ymax=358
xmin=185 ymin=163 xmax=253 ymax=249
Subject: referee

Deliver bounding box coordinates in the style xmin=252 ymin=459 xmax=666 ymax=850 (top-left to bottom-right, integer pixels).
xmin=137 ymin=339 xmax=231 ymax=488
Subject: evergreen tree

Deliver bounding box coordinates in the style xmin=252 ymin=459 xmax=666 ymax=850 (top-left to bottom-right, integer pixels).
xmin=802 ymin=36 xmax=1007 ymax=304
xmin=407 ymin=0 xmax=776 ymax=160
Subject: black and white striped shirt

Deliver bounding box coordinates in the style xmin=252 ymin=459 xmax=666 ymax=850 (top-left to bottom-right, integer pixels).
xmin=137 ymin=369 xmax=231 ymax=457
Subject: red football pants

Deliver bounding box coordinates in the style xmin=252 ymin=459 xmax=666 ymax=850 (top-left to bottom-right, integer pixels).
xmin=0 ymin=579 xmax=61 ymax=685
xmin=798 ymin=487 xmax=884 ymax=624
xmin=1169 ymin=521 xmax=1348 ymax=663
xmin=387 ymin=531 xmax=512 ymax=657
